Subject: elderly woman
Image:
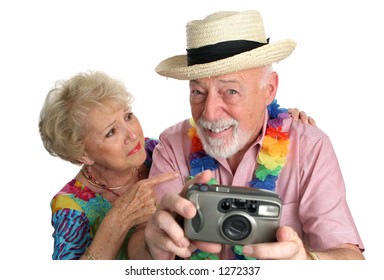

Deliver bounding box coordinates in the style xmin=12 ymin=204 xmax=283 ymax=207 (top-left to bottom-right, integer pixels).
xmin=39 ymin=71 xmax=178 ymax=260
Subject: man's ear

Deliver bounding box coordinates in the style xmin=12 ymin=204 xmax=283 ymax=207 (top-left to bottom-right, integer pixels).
xmin=265 ymin=71 xmax=278 ymax=105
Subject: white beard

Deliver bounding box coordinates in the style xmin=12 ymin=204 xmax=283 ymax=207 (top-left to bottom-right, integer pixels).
xmin=196 ymin=117 xmax=253 ymax=159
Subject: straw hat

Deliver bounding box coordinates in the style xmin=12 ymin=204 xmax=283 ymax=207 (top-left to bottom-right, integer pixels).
xmin=155 ymin=10 xmax=296 ymax=80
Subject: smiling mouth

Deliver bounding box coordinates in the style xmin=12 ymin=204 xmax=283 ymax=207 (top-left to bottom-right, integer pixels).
xmin=128 ymin=143 xmax=141 ymax=155
xmin=198 ymin=117 xmax=238 ymax=137
xmin=208 ymin=126 xmax=231 ymax=134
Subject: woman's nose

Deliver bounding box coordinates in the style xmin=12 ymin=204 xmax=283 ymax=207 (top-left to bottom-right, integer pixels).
xmin=123 ymin=125 xmax=138 ymax=144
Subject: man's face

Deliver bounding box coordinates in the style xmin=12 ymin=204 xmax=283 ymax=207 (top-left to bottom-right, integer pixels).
xmin=189 ymin=67 xmax=277 ymax=159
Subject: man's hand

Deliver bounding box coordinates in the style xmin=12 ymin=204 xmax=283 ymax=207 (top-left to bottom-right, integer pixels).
xmin=242 ymin=226 xmax=308 ymax=260
xmin=144 ymin=170 xmax=221 ymax=259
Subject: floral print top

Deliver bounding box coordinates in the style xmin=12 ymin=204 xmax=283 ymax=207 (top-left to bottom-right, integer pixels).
xmin=50 ymin=138 xmax=159 ymax=260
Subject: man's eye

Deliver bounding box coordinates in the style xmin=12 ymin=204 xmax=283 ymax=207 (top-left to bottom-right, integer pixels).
xmin=191 ymin=90 xmax=203 ymax=95
xmin=227 ymin=89 xmax=238 ymax=95
xmin=190 ymin=90 xmax=206 ymax=103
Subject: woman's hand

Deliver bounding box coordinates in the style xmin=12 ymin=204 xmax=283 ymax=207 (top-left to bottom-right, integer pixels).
xmin=288 ymin=108 xmax=316 ymax=126
xmin=113 ymin=172 xmax=179 ymax=228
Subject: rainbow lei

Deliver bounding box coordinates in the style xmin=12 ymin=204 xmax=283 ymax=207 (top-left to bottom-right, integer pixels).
xmin=188 ymin=99 xmax=290 ymax=260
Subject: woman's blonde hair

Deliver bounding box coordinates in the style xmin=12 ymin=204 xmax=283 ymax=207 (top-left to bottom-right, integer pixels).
xmin=39 ymin=71 xmax=134 ymax=164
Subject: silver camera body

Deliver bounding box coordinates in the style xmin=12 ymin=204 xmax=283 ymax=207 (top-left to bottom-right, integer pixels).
xmin=184 ymin=184 xmax=282 ymax=245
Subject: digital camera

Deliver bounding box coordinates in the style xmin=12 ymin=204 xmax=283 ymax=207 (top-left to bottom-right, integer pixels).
xmin=184 ymin=183 xmax=282 ymax=245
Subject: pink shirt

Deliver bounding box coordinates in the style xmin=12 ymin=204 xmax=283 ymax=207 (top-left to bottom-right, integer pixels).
xmin=150 ymin=111 xmax=364 ymax=258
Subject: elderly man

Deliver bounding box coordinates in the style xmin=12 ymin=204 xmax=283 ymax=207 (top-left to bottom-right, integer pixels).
xmin=138 ymin=10 xmax=364 ymax=260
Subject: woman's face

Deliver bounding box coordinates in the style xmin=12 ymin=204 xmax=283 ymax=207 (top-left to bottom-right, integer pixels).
xmin=81 ymin=104 xmax=146 ymax=171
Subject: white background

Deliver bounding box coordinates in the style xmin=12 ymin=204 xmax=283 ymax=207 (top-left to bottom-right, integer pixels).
xmin=1 ymin=0 xmax=382 ymax=278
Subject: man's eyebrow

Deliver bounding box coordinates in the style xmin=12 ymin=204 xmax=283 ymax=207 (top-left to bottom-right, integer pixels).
xmin=217 ymin=78 xmax=239 ymax=84
xmin=190 ymin=80 xmax=201 ymax=85
xmin=190 ymin=78 xmax=240 ymax=85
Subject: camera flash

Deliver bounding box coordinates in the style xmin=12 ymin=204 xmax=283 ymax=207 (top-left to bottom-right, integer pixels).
xmin=258 ymin=205 xmax=279 ymax=217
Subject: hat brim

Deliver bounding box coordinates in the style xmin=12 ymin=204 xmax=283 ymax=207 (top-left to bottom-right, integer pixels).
xmin=155 ymin=39 xmax=296 ymax=80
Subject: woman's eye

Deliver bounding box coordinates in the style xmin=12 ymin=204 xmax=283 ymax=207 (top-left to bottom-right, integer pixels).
xmin=106 ymin=128 xmax=115 ymax=138
xmin=125 ymin=112 xmax=133 ymax=121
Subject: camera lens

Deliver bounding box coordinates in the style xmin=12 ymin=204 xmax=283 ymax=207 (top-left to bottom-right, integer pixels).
xmin=220 ymin=200 xmax=231 ymax=211
xmin=222 ymin=215 xmax=251 ymax=241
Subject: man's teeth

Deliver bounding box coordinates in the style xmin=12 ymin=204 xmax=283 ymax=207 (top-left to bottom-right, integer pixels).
xmin=210 ymin=127 xmax=229 ymax=133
